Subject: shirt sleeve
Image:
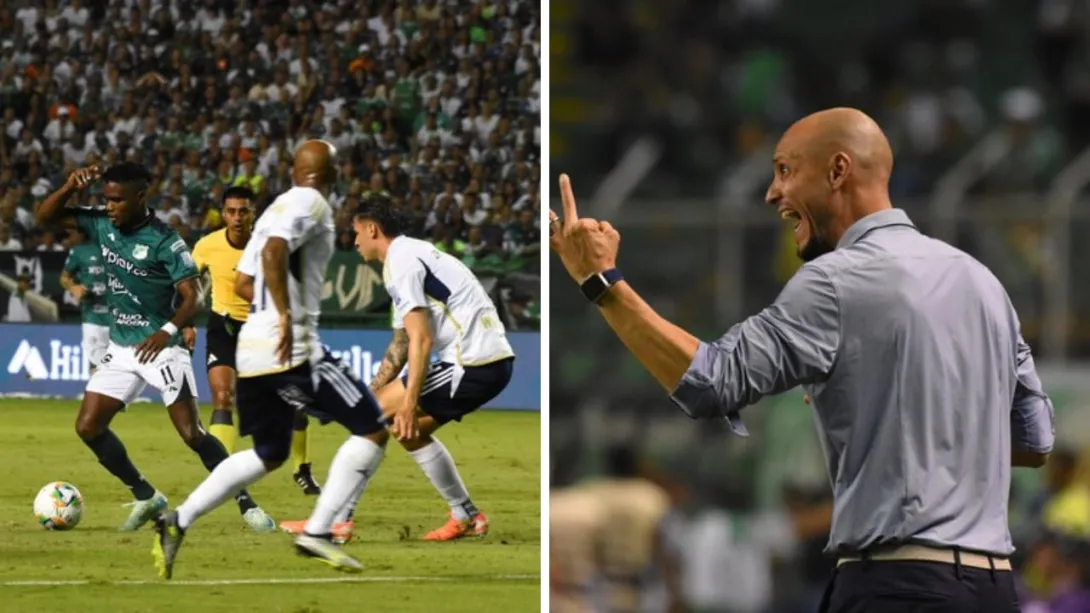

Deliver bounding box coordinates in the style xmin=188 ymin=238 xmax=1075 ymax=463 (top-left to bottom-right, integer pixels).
xmin=158 ymin=235 xmax=199 ymax=284
xmin=669 ymin=264 xmax=841 ymax=435
xmin=73 ymin=207 xmax=105 ymax=242
xmin=1011 ymin=334 xmax=1055 ymax=454
xmin=263 ymin=197 xmax=325 ymax=251
xmin=63 ymin=250 xmax=80 ymax=274
xmin=386 ymin=254 xmax=430 ymax=330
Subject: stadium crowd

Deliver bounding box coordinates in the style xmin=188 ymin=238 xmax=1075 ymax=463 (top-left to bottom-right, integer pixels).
xmin=0 ymin=0 xmax=542 ymax=279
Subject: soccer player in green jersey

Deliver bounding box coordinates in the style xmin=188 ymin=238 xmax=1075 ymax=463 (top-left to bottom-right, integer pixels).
xmin=36 ymin=163 xmax=276 ymax=533
xmin=60 ymin=226 xmax=110 ymax=372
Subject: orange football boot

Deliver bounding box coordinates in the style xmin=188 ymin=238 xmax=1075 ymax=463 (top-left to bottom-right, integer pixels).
xmin=278 ymin=519 xmax=354 ymax=544
xmin=423 ymin=512 xmax=489 ymax=541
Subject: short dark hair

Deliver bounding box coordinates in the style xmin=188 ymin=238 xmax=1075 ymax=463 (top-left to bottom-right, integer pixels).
xmin=354 ymin=196 xmax=403 ymax=237
xmin=223 ymin=185 xmax=255 ymax=205
xmin=101 ymin=162 xmax=151 ymax=187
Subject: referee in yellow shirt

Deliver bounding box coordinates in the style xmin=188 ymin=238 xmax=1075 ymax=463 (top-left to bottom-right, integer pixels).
xmin=191 ymin=186 xmax=321 ymax=496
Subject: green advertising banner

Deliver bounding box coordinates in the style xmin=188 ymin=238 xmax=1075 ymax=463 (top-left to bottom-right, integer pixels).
xmin=320 ymin=251 xmax=389 ymax=316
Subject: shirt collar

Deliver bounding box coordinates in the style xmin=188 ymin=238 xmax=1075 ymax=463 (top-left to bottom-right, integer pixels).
xmin=836 ymin=208 xmax=916 ymax=249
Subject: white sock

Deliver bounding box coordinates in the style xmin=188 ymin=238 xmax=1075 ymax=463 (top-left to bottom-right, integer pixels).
xmin=176 ymin=450 xmax=268 ymax=530
xmin=409 ymin=439 xmax=477 ymax=521
xmin=333 ymin=476 xmax=370 ymax=524
xmin=305 ymin=436 xmax=384 ymax=535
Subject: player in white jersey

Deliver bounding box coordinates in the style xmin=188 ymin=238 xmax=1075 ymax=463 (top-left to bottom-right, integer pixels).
xmin=280 ymin=195 xmax=516 ymax=543
xmin=151 ymin=141 xmax=391 ymax=578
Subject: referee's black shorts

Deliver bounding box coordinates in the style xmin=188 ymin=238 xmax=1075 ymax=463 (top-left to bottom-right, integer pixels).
xmin=205 ymin=312 xmax=244 ymax=372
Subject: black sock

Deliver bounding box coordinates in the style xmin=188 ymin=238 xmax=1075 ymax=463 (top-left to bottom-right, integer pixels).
xmin=235 ymin=491 xmax=258 ymax=513
xmin=84 ymin=430 xmax=156 ymax=500
xmin=211 ymin=410 xmax=233 ymax=426
xmin=293 ymin=411 xmax=309 ymax=431
xmin=194 ymin=434 xmax=258 ymax=514
xmin=460 ymin=501 xmax=480 ymax=518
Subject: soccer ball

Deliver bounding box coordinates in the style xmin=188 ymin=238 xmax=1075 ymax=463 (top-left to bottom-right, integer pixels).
xmin=33 ymin=482 xmax=84 ymax=530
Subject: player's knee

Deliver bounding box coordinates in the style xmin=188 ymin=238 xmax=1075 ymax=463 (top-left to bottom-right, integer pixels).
xmin=178 ymin=426 xmax=205 ymax=450
xmin=366 ymin=429 xmax=390 ymax=448
xmin=398 ymin=433 xmax=432 ymax=452
xmin=253 ymin=440 xmax=291 ymax=469
xmin=212 ymin=390 xmax=234 ymax=410
xmin=74 ymin=417 xmax=103 ymax=441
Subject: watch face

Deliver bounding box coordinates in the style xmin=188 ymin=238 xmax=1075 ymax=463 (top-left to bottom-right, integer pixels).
xmin=581 ymin=273 xmax=607 ymax=303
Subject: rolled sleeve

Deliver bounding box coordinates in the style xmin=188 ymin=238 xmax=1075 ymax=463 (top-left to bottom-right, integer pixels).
xmin=669 ymin=264 xmax=841 ymax=435
xmin=1011 ymin=335 xmax=1055 ymax=454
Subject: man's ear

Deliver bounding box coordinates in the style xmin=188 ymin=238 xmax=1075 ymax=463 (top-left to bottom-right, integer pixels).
xmin=828 ymin=152 xmax=851 ymax=189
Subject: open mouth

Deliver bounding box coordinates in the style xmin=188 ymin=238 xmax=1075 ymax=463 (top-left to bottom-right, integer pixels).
xmin=779 ymin=208 xmax=802 ymax=231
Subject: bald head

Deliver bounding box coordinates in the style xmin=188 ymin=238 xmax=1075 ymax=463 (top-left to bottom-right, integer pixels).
xmin=783 ymin=107 xmax=894 ymax=183
xmin=292 ymin=139 xmax=338 ymax=193
xmin=767 ymin=108 xmax=895 ymax=262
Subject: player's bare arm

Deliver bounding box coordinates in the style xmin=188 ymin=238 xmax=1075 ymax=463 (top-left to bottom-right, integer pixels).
xmin=261 ymin=237 xmax=293 ymax=364
xmin=135 ymin=277 xmax=200 ymax=363
xmin=370 ymin=328 xmax=409 ymax=391
xmin=34 ymin=166 xmax=101 ymax=226
xmin=392 ymin=309 xmax=431 ymax=440
xmin=60 ymin=269 xmax=87 ymax=302
xmin=550 ymin=174 xmax=699 ymax=392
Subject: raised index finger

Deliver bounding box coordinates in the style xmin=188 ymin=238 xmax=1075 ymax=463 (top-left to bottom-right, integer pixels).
xmin=559 ymin=173 xmax=578 ymax=225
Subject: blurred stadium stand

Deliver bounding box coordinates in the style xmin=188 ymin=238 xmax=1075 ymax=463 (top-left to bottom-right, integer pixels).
xmin=551 ymin=1 xmax=1090 ymax=612
xmin=0 ymin=0 xmax=540 ymax=329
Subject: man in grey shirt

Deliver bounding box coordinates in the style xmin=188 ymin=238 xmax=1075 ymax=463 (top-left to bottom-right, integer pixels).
xmin=550 ymin=107 xmax=1054 ymax=613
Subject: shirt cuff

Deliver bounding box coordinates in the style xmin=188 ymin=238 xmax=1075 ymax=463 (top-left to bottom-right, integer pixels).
xmin=1012 ymin=396 xmax=1055 ymax=454
xmin=668 ymin=341 xmax=749 ymax=437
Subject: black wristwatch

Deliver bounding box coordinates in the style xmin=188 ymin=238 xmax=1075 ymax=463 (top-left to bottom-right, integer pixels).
xmin=580 ymin=268 xmax=623 ymax=304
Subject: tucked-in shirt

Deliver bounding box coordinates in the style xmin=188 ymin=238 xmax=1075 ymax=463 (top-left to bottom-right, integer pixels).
xmin=670 ymin=208 xmax=1054 ymax=556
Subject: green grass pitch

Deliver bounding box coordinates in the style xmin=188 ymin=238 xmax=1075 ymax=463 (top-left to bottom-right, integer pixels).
xmin=0 ymin=400 xmax=540 ymax=612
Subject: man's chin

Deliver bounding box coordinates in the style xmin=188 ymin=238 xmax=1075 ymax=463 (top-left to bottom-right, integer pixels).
xmin=797 ymin=238 xmax=834 ymax=263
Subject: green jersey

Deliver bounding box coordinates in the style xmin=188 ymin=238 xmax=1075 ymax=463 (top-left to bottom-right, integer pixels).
xmin=63 ymin=242 xmax=110 ymax=326
xmin=76 ymin=211 xmax=198 ymax=347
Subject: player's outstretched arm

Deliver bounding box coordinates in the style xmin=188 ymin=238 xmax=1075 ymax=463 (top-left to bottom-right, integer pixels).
xmin=35 ymin=166 xmax=100 ymax=226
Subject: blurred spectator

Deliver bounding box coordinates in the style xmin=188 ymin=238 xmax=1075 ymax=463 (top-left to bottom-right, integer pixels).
xmin=0 ymin=222 xmax=21 ymax=250
xmin=0 ymin=0 xmax=540 ymax=282
xmin=1022 ymin=534 xmax=1090 ymax=613
xmin=4 ymin=272 xmax=32 ymax=322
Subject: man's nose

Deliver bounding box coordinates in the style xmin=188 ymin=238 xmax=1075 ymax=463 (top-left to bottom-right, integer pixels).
xmin=765 ymin=185 xmax=781 ymax=206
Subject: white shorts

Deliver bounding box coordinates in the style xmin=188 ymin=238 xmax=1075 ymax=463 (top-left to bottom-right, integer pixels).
xmin=81 ymin=323 xmax=110 ymax=367
xmin=86 ymin=342 xmax=198 ymax=406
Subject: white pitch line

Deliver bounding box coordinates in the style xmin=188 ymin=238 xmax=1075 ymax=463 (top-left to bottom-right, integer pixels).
xmin=1 ymin=574 xmax=539 ymax=587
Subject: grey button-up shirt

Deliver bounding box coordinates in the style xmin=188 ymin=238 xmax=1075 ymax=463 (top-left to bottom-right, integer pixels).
xmin=670 ymin=209 xmax=1054 ymax=556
